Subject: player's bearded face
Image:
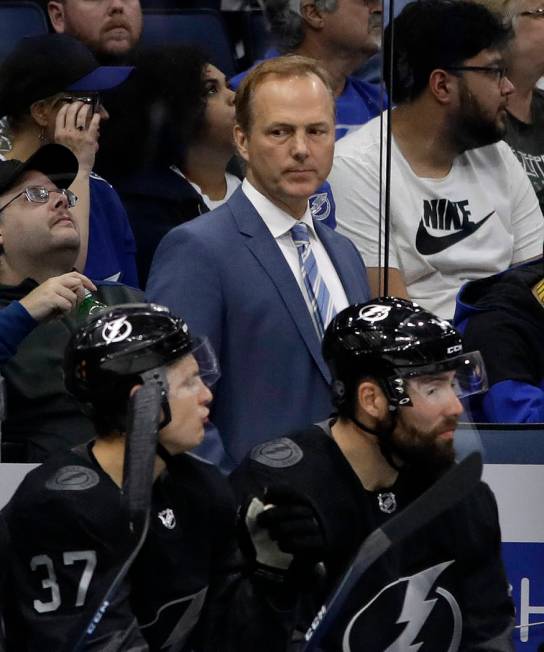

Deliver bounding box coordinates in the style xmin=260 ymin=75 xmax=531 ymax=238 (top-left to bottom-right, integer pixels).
xmin=389 ymin=411 xmax=457 ymax=472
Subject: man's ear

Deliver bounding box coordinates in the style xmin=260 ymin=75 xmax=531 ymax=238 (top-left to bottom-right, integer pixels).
xmin=429 ymin=69 xmax=457 ymax=106
xmin=128 ymin=383 xmax=143 ymax=399
xmin=233 ymin=124 xmax=250 ymax=163
xmin=300 ymin=1 xmax=325 ymax=29
xmin=30 ymin=100 xmax=51 ymax=128
xmin=357 ymin=380 xmax=388 ymax=420
xmin=48 ymin=2 xmax=66 ymax=33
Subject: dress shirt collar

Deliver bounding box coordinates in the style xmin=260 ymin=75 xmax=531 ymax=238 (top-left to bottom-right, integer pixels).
xmin=242 ymin=178 xmax=317 ymax=240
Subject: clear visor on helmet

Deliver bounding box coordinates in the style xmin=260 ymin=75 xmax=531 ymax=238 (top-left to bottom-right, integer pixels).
xmin=168 ymin=336 xmax=221 ymax=398
xmin=396 ymin=351 xmax=488 ymax=405
xmin=191 ymin=336 xmax=221 ymax=387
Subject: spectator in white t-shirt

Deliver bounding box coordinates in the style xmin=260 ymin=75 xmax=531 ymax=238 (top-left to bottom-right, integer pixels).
xmin=329 ymin=0 xmax=544 ymax=318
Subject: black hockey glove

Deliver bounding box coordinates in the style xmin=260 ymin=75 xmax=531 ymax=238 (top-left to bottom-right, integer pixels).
xmin=239 ymin=483 xmax=327 ymax=591
xmin=257 ymin=485 xmax=326 ymax=562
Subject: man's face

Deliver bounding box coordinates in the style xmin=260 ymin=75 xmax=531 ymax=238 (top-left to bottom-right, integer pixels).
xmin=388 ymin=371 xmax=463 ymax=471
xmin=234 ymin=74 xmax=335 ymax=218
xmin=48 ymin=0 xmax=142 ymax=61
xmin=0 ymin=170 xmax=80 ymax=267
xmin=322 ymin=0 xmax=382 ymax=63
xmin=158 ymin=354 xmax=213 ymax=455
xmin=450 ymin=49 xmax=514 ymax=151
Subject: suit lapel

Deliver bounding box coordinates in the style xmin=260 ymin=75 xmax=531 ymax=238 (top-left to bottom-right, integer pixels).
xmin=317 ymin=222 xmax=363 ymax=303
xmin=228 ymin=189 xmax=330 ymax=382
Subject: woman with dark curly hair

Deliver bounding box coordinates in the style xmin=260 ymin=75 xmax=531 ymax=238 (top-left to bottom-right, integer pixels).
xmin=97 ymin=46 xmax=238 ymax=285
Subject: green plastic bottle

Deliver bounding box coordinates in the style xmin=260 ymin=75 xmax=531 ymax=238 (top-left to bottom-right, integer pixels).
xmin=78 ymin=290 xmax=108 ymax=319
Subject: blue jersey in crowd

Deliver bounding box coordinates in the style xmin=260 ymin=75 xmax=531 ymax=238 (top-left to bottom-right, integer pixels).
xmin=85 ymin=174 xmax=139 ymax=287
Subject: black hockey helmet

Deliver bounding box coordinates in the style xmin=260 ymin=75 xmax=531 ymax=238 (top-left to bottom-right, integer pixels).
xmin=65 ymin=303 xmax=219 ymax=428
xmin=322 ymin=297 xmax=487 ymax=410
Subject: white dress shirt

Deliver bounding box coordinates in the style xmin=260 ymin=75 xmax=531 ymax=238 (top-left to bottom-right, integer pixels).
xmin=242 ymin=179 xmax=349 ymax=328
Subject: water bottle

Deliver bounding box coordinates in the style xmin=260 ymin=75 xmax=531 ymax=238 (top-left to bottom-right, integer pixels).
xmin=78 ymin=289 xmax=108 ymax=318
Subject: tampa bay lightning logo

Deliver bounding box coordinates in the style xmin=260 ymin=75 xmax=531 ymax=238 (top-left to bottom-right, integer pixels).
xmin=309 ymin=192 xmax=331 ymax=221
xmin=343 ymin=561 xmax=462 ymax=651
xmin=102 ymin=316 xmax=132 ymax=343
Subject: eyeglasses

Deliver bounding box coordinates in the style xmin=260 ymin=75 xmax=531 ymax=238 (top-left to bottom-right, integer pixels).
xmin=0 ymin=186 xmax=78 ymax=213
xmin=59 ymin=94 xmax=103 ymax=114
xmin=444 ymin=65 xmax=508 ymax=83
xmin=518 ymin=7 xmax=544 ymax=17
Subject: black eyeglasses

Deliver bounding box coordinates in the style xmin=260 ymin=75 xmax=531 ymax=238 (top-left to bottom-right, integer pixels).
xmin=444 ymin=65 xmax=508 ymax=83
xmin=59 ymin=94 xmax=103 ymax=114
xmin=518 ymin=7 xmax=544 ymax=17
xmin=0 ymin=186 xmax=78 ymax=213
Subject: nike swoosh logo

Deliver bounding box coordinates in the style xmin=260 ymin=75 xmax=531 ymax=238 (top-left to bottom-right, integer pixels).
xmin=415 ymin=211 xmax=495 ymax=255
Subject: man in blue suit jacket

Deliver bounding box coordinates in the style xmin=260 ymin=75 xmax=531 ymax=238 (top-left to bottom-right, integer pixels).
xmin=147 ymin=56 xmax=370 ymax=471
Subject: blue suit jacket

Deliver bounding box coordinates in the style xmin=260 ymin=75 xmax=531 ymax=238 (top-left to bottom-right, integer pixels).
xmin=146 ymin=187 xmax=370 ymax=470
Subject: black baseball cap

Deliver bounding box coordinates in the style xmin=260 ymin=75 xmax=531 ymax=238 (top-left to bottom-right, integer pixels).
xmin=0 ymin=144 xmax=78 ymax=196
xmin=0 ymin=34 xmax=134 ymax=117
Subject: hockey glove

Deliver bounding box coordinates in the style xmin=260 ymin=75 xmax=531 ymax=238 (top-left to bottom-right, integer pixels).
xmin=240 ymin=484 xmax=327 ymax=590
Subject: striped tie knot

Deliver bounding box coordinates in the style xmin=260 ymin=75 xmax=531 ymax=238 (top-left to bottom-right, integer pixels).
xmin=291 ymin=222 xmax=310 ymax=247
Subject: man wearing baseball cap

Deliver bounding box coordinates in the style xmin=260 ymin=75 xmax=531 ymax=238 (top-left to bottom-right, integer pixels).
xmin=0 ymin=143 xmax=142 ymax=462
xmin=0 ymin=34 xmax=138 ymax=288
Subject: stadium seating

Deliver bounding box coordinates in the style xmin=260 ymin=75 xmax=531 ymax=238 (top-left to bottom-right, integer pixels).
xmin=142 ymin=8 xmax=237 ymax=77
xmin=0 ymin=1 xmax=48 ymax=62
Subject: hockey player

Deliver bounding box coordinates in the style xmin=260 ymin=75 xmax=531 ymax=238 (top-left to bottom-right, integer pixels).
xmin=1 ymin=303 xmax=292 ymax=651
xmin=231 ymin=297 xmax=515 ymax=651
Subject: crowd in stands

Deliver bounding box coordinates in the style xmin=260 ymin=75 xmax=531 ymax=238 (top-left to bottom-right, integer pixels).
xmin=0 ymin=0 xmax=541 ymax=646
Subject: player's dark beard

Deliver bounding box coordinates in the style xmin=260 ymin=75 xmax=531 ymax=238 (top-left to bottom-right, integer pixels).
xmin=451 ymin=82 xmax=506 ymax=153
xmin=386 ymin=413 xmax=457 ymax=479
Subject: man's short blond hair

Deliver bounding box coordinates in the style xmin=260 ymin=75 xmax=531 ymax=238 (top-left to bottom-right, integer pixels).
xmin=235 ymin=54 xmax=336 ymax=134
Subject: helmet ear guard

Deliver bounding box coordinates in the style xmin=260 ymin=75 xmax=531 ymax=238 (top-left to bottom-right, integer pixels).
xmin=140 ymin=367 xmax=171 ymax=430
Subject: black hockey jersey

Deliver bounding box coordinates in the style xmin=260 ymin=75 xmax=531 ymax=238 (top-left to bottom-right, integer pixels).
xmin=2 ymin=445 xmax=241 ymax=651
xmin=231 ymin=424 xmax=515 ymax=651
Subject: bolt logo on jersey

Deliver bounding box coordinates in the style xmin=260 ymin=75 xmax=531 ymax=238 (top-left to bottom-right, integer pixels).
xmin=45 ymin=465 xmax=100 ymax=491
xmin=415 ymin=198 xmax=495 ymax=256
xmin=342 ymin=560 xmax=462 ymax=652
xmin=251 ymin=438 xmax=304 ymax=468
xmin=101 ymin=316 xmax=133 ymax=344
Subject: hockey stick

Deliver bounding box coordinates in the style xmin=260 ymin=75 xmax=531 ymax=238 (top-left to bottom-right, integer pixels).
xmin=65 ymin=374 xmax=163 ymax=652
xmin=301 ymin=451 xmax=483 ymax=651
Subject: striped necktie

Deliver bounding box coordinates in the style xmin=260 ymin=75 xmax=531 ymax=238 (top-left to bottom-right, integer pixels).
xmin=291 ymin=222 xmax=337 ymax=338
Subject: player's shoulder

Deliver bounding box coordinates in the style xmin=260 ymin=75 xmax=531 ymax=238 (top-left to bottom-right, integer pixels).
xmin=231 ymin=424 xmax=341 ymax=494
xmin=5 ymin=448 xmax=108 ymax=521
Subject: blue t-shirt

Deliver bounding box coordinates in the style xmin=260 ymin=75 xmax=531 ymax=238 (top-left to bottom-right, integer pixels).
xmin=335 ymin=76 xmax=385 ymax=139
xmin=85 ymin=174 xmax=139 ymax=288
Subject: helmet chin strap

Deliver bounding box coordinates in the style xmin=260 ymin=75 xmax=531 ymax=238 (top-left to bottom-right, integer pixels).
xmin=348 ymin=413 xmax=403 ymax=472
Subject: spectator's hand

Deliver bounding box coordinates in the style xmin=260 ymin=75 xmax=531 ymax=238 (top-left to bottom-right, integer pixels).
xmin=19 ymin=272 xmax=96 ymax=322
xmin=54 ymin=101 xmax=101 ymax=174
